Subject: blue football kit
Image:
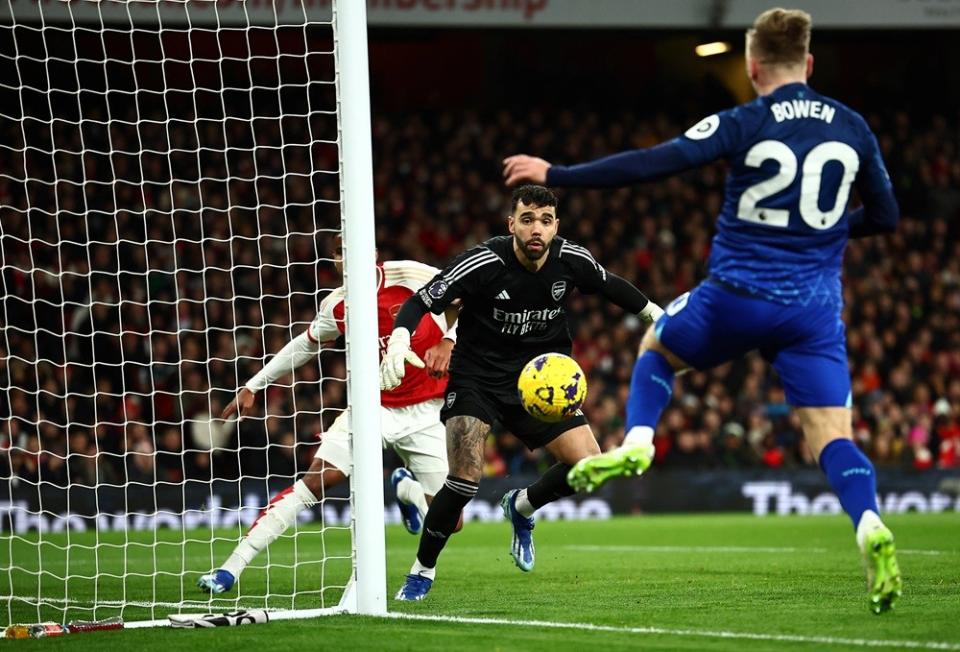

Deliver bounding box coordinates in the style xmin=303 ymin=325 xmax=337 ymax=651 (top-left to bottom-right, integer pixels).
xmin=547 ymin=82 xmax=899 ymax=407
xmin=549 ymin=81 xmax=903 ymax=605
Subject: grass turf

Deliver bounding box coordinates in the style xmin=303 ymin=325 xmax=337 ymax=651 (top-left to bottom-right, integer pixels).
xmin=1 ymin=512 xmax=958 ymax=650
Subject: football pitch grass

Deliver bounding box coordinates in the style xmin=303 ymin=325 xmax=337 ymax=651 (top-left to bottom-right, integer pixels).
xmin=2 ymin=512 xmax=958 ymax=650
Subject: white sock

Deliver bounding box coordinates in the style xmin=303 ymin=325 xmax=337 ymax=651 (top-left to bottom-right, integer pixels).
xmin=514 ymin=488 xmax=536 ymax=518
xmin=855 ymin=509 xmax=885 ymax=553
xmin=624 ymin=426 xmax=655 ymax=449
xmin=396 ymin=474 xmax=429 ymax=520
xmin=221 ymin=479 xmax=318 ymax=578
xmin=409 ymin=558 xmax=436 ymax=580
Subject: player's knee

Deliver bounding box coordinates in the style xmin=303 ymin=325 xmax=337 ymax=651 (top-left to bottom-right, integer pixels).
xmin=637 ymin=326 xmax=669 ymax=360
xmin=301 ymin=473 xmax=321 ymax=498
xmin=638 ymin=334 xmax=689 ymax=373
xmin=447 ymin=463 xmax=482 ymax=483
xmin=797 ymin=407 xmax=853 ymax=459
xmin=574 ymin=439 xmax=601 ymax=461
xmin=637 ymin=324 xmax=658 ymax=356
xmin=446 ymin=447 xmax=485 ymax=482
xmin=546 ymin=428 xmax=600 ymax=464
xmin=302 ymin=459 xmax=345 ymax=497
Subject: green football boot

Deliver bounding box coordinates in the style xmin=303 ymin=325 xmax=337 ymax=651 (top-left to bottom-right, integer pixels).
xmin=864 ymin=526 xmax=902 ymax=614
xmin=567 ymin=443 xmax=654 ymax=493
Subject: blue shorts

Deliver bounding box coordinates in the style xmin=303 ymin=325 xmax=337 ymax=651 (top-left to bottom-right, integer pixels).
xmin=655 ymin=279 xmax=851 ymax=408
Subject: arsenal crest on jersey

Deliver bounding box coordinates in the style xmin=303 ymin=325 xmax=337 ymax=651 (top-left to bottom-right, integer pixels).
xmin=551 ymin=281 xmax=567 ymax=302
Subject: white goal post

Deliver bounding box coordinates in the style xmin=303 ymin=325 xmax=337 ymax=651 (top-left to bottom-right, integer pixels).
xmin=0 ymin=0 xmax=385 ymax=628
xmin=336 ymin=0 xmax=387 ymax=617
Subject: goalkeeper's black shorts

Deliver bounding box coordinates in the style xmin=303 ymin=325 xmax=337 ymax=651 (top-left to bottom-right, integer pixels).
xmin=439 ymin=374 xmax=587 ymax=451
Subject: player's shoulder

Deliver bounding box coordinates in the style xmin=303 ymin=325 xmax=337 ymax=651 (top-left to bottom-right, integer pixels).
xmin=555 ymin=236 xmax=606 ymax=276
xmin=819 ymin=93 xmax=874 ymax=137
xmin=382 ymin=259 xmax=441 ymax=285
xmin=679 ymin=100 xmax=760 ymax=151
xmin=442 ymin=237 xmax=508 ymax=279
xmin=475 ymin=235 xmax=512 ymax=260
xmin=318 ymin=285 xmax=346 ymax=314
xmin=555 ymin=236 xmax=597 ymax=262
xmin=794 ymin=88 xmax=879 ymax=157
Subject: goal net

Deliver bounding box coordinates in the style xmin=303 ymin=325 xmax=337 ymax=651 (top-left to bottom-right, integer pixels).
xmin=0 ymin=0 xmax=384 ymax=628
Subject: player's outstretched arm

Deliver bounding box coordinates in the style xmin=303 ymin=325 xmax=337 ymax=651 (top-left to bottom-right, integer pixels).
xmin=221 ymin=387 xmax=256 ymax=419
xmin=226 ymin=330 xmax=321 ymax=420
xmin=564 ymin=241 xmax=663 ymax=322
xmin=504 ymin=141 xmax=695 ymax=189
xmin=600 ymin=272 xmax=663 ymax=324
xmin=502 ymin=155 xmax=551 ymax=186
xmin=504 ymin=112 xmax=738 ymax=189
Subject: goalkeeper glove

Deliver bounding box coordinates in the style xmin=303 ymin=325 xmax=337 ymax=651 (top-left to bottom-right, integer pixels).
xmin=379 ymin=327 xmax=425 ymax=390
xmin=638 ymin=301 xmax=664 ymax=324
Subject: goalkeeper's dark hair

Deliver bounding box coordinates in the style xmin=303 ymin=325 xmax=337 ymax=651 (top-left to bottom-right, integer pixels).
xmin=511 ymin=185 xmax=558 ymax=213
xmin=747 ymin=7 xmax=811 ymax=66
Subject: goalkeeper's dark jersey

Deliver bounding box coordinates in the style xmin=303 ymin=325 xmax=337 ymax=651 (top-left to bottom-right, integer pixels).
xmin=416 ymin=235 xmax=607 ymax=384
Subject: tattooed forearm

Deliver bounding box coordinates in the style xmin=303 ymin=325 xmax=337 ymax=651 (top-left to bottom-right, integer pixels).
xmin=445 ymin=416 xmax=489 ymax=482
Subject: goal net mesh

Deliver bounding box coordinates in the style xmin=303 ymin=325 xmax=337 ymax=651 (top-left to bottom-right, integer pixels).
xmin=0 ymin=0 xmax=358 ymax=625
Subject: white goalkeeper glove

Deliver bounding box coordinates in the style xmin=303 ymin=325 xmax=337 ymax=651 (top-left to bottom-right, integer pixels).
xmin=379 ymin=327 xmax=425 ymax=391
xmin=638 ymin=301 xmax=664 ymax=324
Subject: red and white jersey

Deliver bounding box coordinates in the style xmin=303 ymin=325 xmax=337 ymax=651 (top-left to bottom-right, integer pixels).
xmin=307 ymin=261 xmax=454 ymax=408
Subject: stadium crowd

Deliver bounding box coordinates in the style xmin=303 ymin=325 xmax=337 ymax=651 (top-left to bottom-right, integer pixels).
xmin=2 ymin=99 xmax=959 ymax=491
xmin=371 ymin=107 xmax=960 ymax=476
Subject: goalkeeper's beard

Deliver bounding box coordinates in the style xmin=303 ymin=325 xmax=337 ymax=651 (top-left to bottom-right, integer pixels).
xmin=515 ymin=234 xmax=548 ymax=261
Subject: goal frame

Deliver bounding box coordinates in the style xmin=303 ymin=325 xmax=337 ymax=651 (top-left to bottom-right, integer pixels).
xmin=0 ymin=0 xmax=385 ymax=632
xmin=118 ymin=0 xmax=386 ymax=629
xmin=334 ymin=0 xmax=387 ymax=618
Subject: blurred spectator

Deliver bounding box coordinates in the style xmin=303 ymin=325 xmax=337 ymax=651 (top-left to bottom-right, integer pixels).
xmin=715 ymin=423 xmax=757 ymax=469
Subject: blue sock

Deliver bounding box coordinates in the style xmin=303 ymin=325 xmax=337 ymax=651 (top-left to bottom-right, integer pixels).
xmin=819 ymin=438 xmax=879 ymax=529
xmin=625 ymin=350 xmax=675 ymax=431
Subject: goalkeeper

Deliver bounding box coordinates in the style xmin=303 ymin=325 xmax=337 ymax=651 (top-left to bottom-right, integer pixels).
xmin=384 ymin=185 xmax=661 ymax=601
xmin=198 ymin=250 xmax=458 ymax=594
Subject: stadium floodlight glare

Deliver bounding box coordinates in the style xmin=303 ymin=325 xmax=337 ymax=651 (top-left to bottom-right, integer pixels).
xmin=695 ymin=41 xmax=732 ymax=57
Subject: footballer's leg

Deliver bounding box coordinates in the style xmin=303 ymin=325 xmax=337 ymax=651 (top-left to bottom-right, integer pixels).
xmin=396 ymin=415 xmax=488 ymax=601
xmin=567 ymin=324 xmax=684 ymax=492
xmin=569 ymin=283 xmax=762 ymax=492
xmin=800 ymin=408 xmax=902 ymax=613
xmin=390 ymin=467 xmax=426 ymax=534
xmin=775 ymin=308 xmax=901 ymax=614
xmin=504 ymin=423 xmax=599 ymax=571
xmin=198 ymin=456 xmax=339 ymax=594
xmin=386 ymin=400 xmax=448 ymax=535
xmin=198 ymin=412 xmax=353 ymax=594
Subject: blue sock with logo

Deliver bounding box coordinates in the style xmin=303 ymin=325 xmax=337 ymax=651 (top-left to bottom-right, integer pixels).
xmin=625 ymin=350 xmax=675 ymax=431
xmin=819 ymin=438 xmax=879 ymax=529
